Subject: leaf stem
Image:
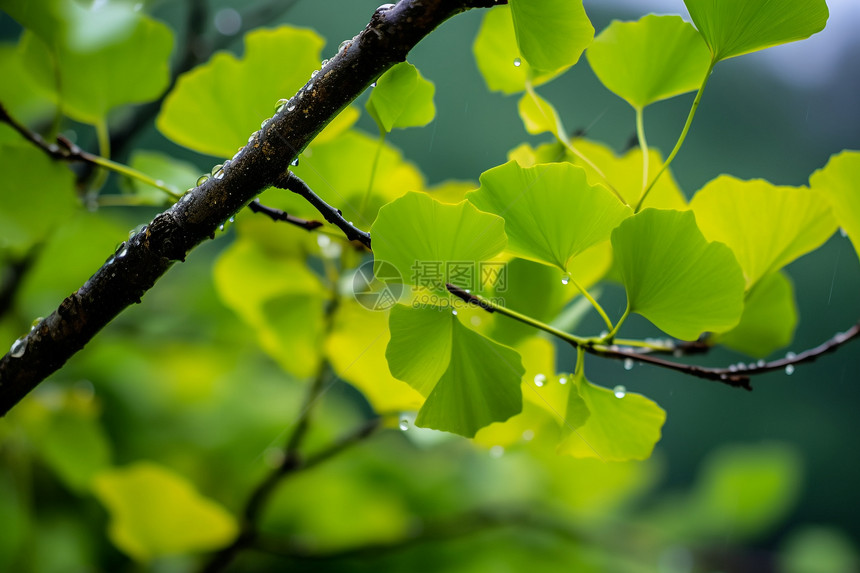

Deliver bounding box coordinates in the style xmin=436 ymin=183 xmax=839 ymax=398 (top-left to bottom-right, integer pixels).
xmin=602 ymin=302 xmax=630 ymax=342
xmin=87 ymin=154 xmax=183 ymax=199
xmin=635 ymin=106 xmax=648 ymax=190
xmin=359 ymin=129 xmax=386 ymax=217
xmin=634 ymin=59 xmax=715 ymax=212
xmin=568 ymin=275 xmax=613 ymax=333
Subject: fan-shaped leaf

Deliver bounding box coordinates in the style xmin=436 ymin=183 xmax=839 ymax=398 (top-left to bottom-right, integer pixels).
xmin=810 ymin=150 xmax=860 ymax=262
xmin=366 ymin=62 xmax=435 ymax=132
xmin=611 ymin=209 xmax=745 ymax=340
xmin=509 ymin=0 xmax=593 ymax=72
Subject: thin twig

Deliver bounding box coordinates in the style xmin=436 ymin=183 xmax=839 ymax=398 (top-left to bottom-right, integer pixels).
xmin=247 ymin=199 xmax=324 ymax=231
xmin=447 ymin=284 xmax=860 ymax=391
xmin=275 ymin=171 xmax=372 ymax=248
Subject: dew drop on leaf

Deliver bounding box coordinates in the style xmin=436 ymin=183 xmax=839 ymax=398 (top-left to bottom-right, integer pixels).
xmin=9 ymin=337 xmax=27 ymax=358
xmin=533 ymin=373 xmax=546 ymax=387
xmin=561 ymin=272 xmax=571 ymax=285
xmin=451 ymin=309 xmax=458 ymax=316
xmin=613 ymin=385 xmax=626 ymax=398
xmin=513 ymin=57 xmax=522 ymax=67
xmin=558 ymin=376 xmax=567 ymax=385
xmin=371 ymin=82 xmax=377 ymax=88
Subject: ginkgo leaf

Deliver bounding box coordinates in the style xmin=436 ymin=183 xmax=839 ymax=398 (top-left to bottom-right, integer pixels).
xmin=386 ymin=305 xmax=524 ymax=437
xmin=157 ymin=26 xmax=327 ymax=158
xmin=684 ymin=0 xmax=829 ymax=62
xmin=716 ymin=271 xmax=797 ymax=358
xmin=509 ymin=0 xmax=594 ymax=72
xmin=557 ymin=375 xmax=666 ymax=462
xmin=587 ymin=15 xmax=711 ymax=109
xmin=518 ymin=89 xmax=564 ymax=136
xmin=13 ymin=3 xmax=172 ymax=124
xmin=213 ymin=239 xmax=325 ymax=378
xmin=326 ymin=302 xmax=424 ymax=413
xmin=366 ymin=62 xmax=435 ymax=132
xmin=690 ymin=176 xmax=836 ymax=288
xmin=92 ymin=462 xmax=238 ymax=561
xmin=371 ymin=192 xmax=507 ymax=292
xmin=611 ymin=209 xmax=745 ymax=340
xmin=472 ymin=5 xmax=563 ymax=94
xmin=810 ymin=150 xmax=860 ymax=262
xmin=467 ymin=161 xmax=631 ymax=271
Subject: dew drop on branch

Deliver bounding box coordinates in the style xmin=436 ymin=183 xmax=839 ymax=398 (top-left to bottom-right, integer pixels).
xmin=785 ymin=364 xmax=795 ymax=375
xmin=196 ymin=174 xmax=209 ymax=186
xmin=290 ymin=157 xmax=300 ymax=167
xmin=10 ymin=337 xmax=27 ymax=358
xmin=623 ymin=358 xmax=634 ymax=371
xmin=399 ymin=417 xmax=409 ymax=431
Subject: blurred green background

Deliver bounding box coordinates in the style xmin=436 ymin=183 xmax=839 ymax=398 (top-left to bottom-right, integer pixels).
xmin=1 ymin=0 xmax=859 ymax=571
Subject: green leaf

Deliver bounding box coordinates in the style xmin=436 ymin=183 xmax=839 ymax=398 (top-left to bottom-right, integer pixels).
xmin=472 ymin=5 xmax=563 ymax=94
xmin=517 ymin=89 xmax=564 ymax=136
xmin=122 ymin=150 xmax=200 ymax=206
xmin=690 ymin=176 xmax=837 ymax=288
xmin=37 ymin=408 xmax=112 ymax=493
xmin=387 ymin=305 xmax=524 ymax=437
xmin=716 ymin=271 xmax=798 ymax=358
xmin=366 ymin=62 xmax=435 ymax=132
xmin=92 ymin=462 xmax=238 ymax=561
xmin=15 ymin=5 xmax=172 ymax=124
xmin=810 ymin=150 xmax=860 ymax=262
xmin=509 ymin=0 xmax=593 ymax=72
xmin=688 ymin=444 xmax=802 ymax=539
xmin=157 ymin=26 xmax=325 ymax=158
xmin=586 ymin=15 xmax=711 ymax=109
xmin=684 ymin=0 xmax=829 ymax=62
xmin=326 ymin=302 xmax=425 ymax=413
xmin=371 ymin=192 xmax=507 ymax=291
xmin=213 ymin=238 xmax=325 ymax=378
xmin=0 ymin=43 xmax=55 ymax=123
xmin=0 ymin=143 xmax=78 ymax=257
xmin=558 ymin=375 xmax=666 ymax=462
xmin=467 ymin=161 xmax=631 ymax=270
xmin=611 ymin=209 xmax=745 ymax=340
xmin=780 ymin=527 xmax=860 ymax=573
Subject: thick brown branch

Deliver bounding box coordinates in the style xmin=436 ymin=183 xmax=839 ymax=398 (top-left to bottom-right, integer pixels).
xmin=0 ymin=0 xmax=501 ymax=416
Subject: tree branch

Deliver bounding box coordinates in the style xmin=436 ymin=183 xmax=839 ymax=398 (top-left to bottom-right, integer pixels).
xmin=274 ymin=171 xmax=372 ymax=248
xmin=0 ymin=0 xmax=504 ymax=416
xmin=247 ymin=199 xmax=324 ymax=232
xmin=447 ymin=284 xmax=860 ymax=391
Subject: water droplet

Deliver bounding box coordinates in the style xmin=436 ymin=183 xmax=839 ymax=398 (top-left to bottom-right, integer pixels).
xmin=261 ymin=118 xmax=270 ymax=129
xmin=196 ymin=174 xmax=209 ymax=186
xmin=522 ymin=430 xmax=535 ymax=441
xmin=623 ymin=358 xmax=634 ymax=371
xmin=729 ymin=364 xmax=738 ymax=372
xmin=377 ymin=3 xmax=395 ymax=11
xmin=489 ymin=445 xmax=504 ymax=458
xmin=513 ymin=57 xmax=522 ymax=67
xmin=371 ymin=82 xmax=377 ymax=88
xmin=338 ymin=40 xmax=351 ymax=52
xmin=210 ymin=163 xmax=223 ymax=176
xmin=129 ymin=224 xmax=147 ymax=240
xmin=115 ymin=242 xmax=128 ymax=259
xmin=558 ymin=376 xmax=567 ymax=385
xmin=451 ymin=309 xmax=458 ymax=316
xmin=219 ymin=224 xmax=225 ymax=231
xmin=229 ymin=216 xmax=235 ymax=223
xmin=399 ymin=417 xmax=409 ymax=431
xmin=599 ymin=330 xmax=608 ymax=338
xmin=311 ymin=70 xmax=319 ymax=78
xmin=154 ymin=179 xmax=165 ymax=188
xmin=275 ymin=98 xmax=290 ymax=112
xmin=785 ymin=364 xmax=795 ymax=375
xmin=248 ymin=132 xmax=259 ymax=144
xmin=287 ymin=104 xmax=296 ymax=112
xmin=290 ymin=157 xmax=300 ymax=167
xmin=613 ymin=385 xmax=626 ymax=398
xmin=786 ymin=351 xmax=796 ymax=360
xmin=307 ymin=81 xmax=314 ymax=90
xmin=561 ymin=272 xmax=570 ymax=285
xmin=30 ymin=317 xmax=43 ymax=330
xmin=10 ymin=337 xmax=27 ymax=358
xmin=533 ymin=374 xmax=546 ymax=387
xmin=840 ymin=227 xmax=848 ymax=238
